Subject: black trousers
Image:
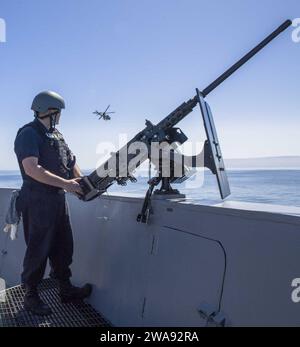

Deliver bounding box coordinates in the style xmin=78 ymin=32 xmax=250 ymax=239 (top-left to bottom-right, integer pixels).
xmin=16 ymin=186 xmax=73 ymax=288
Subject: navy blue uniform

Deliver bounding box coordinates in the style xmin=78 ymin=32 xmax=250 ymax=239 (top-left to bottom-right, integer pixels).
xmin=14 ymin=118 xmax=76 ymax=287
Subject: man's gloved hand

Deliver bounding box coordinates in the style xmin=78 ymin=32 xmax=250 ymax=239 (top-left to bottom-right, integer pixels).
xmin=63 ymin=178 xmax=83 ymax=196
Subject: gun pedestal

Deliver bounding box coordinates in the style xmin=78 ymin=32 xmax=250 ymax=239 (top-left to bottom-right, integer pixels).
xmin=137 ymin=176 xmax=185 ymax=224
xmin=153 ymin=178 xmax=185 ymax=199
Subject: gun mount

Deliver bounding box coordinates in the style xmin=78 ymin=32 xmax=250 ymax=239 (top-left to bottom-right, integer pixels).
xmin=78 ymin=20 xmax=292 ymax=223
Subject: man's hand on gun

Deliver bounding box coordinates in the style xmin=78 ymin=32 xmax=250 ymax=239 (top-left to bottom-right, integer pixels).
xmin=63 ymin=178 xmax=83 ymax=196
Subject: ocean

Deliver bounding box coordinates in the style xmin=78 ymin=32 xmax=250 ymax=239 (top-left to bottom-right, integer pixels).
xmin=0 ymin=170 xmax=299 ymax=207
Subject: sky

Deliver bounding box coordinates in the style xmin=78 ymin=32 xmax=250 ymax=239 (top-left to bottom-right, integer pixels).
xmin=0 ymin=0 xmax=299 ymax=170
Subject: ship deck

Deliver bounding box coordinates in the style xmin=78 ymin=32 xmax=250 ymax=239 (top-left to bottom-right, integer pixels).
xmin=1 ymin=188 xmax=300 ymax=326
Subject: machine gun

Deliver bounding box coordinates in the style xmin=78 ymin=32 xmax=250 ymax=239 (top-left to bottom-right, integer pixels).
xmin=78 ymin=20 xmax=292 ymax=222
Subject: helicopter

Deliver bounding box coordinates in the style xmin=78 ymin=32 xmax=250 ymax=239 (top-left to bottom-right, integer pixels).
xmin=93 ymin=105 xmax=115 ymax=121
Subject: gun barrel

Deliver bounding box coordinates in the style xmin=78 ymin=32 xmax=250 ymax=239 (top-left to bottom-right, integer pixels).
xmin=201 ymin=19 xmax=292 ymax=97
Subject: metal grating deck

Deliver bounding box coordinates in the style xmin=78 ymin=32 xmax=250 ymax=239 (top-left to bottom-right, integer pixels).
xmin=0 ymin=278 xmax=112 ymax=327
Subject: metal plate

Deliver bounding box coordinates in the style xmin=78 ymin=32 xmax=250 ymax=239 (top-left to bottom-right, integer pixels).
xmin=196 ymin=89 xmax=231 ymax=199
xmin=0 ymin=278 xmax=112 ymax=327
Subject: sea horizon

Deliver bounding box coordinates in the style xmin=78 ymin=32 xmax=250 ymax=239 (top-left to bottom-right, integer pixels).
xmin=1 ymin=169 xmax=299 ymax=208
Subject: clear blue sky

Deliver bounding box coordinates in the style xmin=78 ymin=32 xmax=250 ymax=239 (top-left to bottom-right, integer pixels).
xmin=0 ymin=0 xmax=299 ymax=170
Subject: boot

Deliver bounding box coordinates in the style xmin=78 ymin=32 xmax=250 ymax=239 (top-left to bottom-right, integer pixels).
xmin=59 ymin=279 xmax=92 ymax=303
xmin=23 ymin=285 xmax=52 ymax=316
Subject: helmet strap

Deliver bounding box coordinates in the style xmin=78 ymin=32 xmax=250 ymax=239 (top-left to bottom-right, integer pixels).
xmin=50 ymin=114 xmax=57 ymax=133
xmin=37 ymin=110 xmax=60 ymax=132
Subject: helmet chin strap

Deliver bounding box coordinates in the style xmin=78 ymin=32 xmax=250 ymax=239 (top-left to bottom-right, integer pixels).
xmin=49 ymin=114 xmax=57 ymax=133
xmin=37 ymin=110 xmax=60 ymax=132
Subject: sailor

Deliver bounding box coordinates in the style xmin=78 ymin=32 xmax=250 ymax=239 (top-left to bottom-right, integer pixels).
xmin=14 ymin=91 xmax=92 ymax=316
